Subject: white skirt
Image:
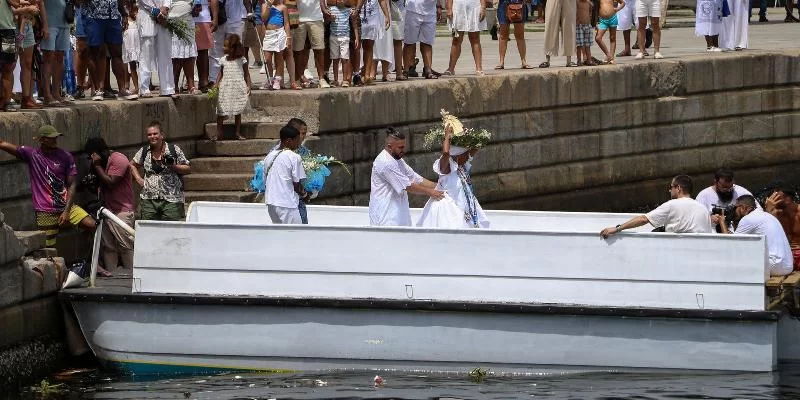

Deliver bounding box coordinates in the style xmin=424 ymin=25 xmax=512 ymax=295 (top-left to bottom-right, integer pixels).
xmin=448 ymin=0 xmax=486 ymax=33
xmin=262 ymin=28 xmax=287 ymax=52
xmin=171 ymin=16 xmax=198 ymax=58
xmin=122 ymin=27 xmax=140 ymax=63
xmin=695 ymin=0 xmax=723 ymax=36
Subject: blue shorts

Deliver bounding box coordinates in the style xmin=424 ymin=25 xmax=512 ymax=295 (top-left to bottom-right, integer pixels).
xmin=41 ymin=26 xmax=71 ymax=51
xmin=75 ymin=10 xmax=86 ymax=38
xmin=20 ymin=23 xmax=35 ymax=49
xmin=84 ymin=17 xmax=123 ymax=47
xmin=598 ymin=14 xmax=618 ymax=30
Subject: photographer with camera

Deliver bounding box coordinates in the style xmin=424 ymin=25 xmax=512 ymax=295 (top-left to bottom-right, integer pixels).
xmin=696 ymin=168 xmax=760 ymax=212
xmin=130 ymin=121 xmax=192 ymax=221
xmin=713 ymin=195 xmax=792 ymax=277
xmin=84 ymin=137 xmax=136 ymax=271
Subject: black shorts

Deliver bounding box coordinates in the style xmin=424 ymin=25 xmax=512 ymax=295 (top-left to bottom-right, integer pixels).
xmin=0 ymin=29 xmax=17 ymax=64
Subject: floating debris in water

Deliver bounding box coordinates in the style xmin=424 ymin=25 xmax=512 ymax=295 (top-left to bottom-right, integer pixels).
xmin=314 ymin=379 xmax=328 ymax=387
xmin=374 ymin=375 xmax=384 ymax=386
xmin=469 ymin=367 xmax=489 ymax=383
xmin=234 ymin=375 xmax=242 ymax=379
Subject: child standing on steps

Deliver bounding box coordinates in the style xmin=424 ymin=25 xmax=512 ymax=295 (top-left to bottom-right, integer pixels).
xmin=214 ymin=34 xmax=252 ymax=141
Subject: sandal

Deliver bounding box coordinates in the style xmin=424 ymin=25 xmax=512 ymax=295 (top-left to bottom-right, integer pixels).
xmin=188 ymin=88 xmax=202 ymax=95
xmin=616 ymin=51 xmax=631 ymax=57
xmin=422 ymin=68 xmax=439 ymax=79
xmin=442 ymin=70 xmax=453 ymax=76
xmin=494 ymin=65 xmax=504 ymax=69
xmin=521 ymin=63 xmax=533 ymax=69
xmin=538 ymin=61 xmax=550 ymax=68
xmin=566 ymin=62 xmax=579 ymax=67
xmin=290 ymin=82 xmax=302 ymax=90
xmin=476 ymin=70 xmax=485 ymax=76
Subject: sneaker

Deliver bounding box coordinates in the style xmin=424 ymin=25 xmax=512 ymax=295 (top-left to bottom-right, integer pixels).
xmin=710 ymin=47 xmax=722 ymax=52
xmin=759 ymin=16 xmax=768 ymax=22
xmin=259 ymin=65 xmax=266 ymax=74
xmin=74 ymin=88 xmax=85 ymax=99
xmin=654 ymin=51 xmax=664 ymax=59
xmin=103 ymin=90 xmax=116 ymax=99
xmin=706 ymin=46 xmax=713 ymax=52
xmin=62 ymin=94 xmax=75 ymax=103
xmin=272 ymin=76 xmax=282 ymax=90
xmin=319 ymin=79 xmax=331 ymax=89
xmin=118 ymin=90 xmax=139 ymax=100
xmin=92 ymin=90 xmax=104 ymax=101
xmin=635 ymin=52 xmax=645 ymax=59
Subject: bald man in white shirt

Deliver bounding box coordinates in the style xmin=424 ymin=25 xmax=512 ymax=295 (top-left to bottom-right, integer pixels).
xmin=369 ymin=127 xmax=444 ymax=226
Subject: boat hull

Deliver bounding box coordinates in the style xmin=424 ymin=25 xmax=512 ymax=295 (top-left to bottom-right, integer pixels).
xmin=70 ymin=298 xmax=779 ymax=374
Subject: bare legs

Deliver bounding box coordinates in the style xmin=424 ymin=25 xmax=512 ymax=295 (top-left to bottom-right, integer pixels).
xmin=498 ymin=23 xmax=526 ymax=68
xmin=447 ymin=31 xmax=482 ymax=74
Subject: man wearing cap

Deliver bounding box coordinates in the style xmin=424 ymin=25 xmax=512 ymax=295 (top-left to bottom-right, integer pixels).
xmin=368 ymin=127 xmax=444 ymax=226
xmin=0 ymin=125 xmax=97 ymax=247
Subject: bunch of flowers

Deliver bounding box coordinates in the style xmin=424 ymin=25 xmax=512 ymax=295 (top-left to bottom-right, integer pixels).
xmin=165 ymin=17 xmax=194 ymax=43
xmin=302 ymin=154 xmax=350 ymax=194
xmin=422 ymin=109 xmax=492 ymax=150
xmin=207 ymin=86 xmax=219 ymax=103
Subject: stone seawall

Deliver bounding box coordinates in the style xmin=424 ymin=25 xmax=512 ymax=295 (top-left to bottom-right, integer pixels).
xmin=1 ymin=50 xmax=799 ymax=229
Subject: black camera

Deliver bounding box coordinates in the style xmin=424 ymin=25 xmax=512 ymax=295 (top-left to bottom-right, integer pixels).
xmin=164 ymin=154 xmax=176 ymax=166
xmin=78 ymin=173 xmax=100 ymax=193
xmin=711 ymin=204 xmax=736 ymax=232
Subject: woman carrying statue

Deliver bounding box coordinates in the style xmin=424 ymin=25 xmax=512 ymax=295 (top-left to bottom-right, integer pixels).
xmin=417 ymin=113 xmax=490 ymax=229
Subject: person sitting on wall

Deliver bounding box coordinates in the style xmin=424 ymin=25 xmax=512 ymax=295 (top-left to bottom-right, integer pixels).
xmin=713 ymin=195 xmax=793 ymax=276
xmin=765 ymin=187 xmax=800 ymax=271
xmin=130 ymin=121 xmax=192 ymax=221
xmin=600 ymin=175 xmax=713 ymax=238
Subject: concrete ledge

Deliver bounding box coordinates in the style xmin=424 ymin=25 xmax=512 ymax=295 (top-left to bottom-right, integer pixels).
xmin=13 ymin=231 xmax=45 ymax=256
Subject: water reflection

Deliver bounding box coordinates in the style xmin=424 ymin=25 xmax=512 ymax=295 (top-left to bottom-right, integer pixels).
xmin=13 ymin=362 xmax=800 ymax=400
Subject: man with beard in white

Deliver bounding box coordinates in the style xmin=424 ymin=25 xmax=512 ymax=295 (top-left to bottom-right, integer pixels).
xmin=695 ymin=168 xmax=760 ymax=212
xmin=417 ymin=126 xmax=489 ymax=229
xmin=719 ymin=0 xmax=748 ymax=50
xmin=369 ymin=127 xmax=444 ymax=226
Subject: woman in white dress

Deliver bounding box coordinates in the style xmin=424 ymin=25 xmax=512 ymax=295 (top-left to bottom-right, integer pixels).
xmin=417 ymin=126 xmax=490 ymax=229
xmin=719 ymin=0 xmax=748 ymax=50
xmin=359 ymin=0 xmax=390 ymax=85
xmin=171 ymin=0 xmax=200 ymax=93
xmin=444 ymin=0 xmax=486 ymax=75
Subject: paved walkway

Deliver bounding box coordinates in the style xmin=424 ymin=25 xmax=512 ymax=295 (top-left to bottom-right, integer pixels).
xmin=245 ymin=16 xmax=798 ymax=88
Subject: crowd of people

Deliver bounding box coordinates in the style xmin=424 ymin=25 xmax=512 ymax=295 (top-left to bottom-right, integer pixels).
xmin=0 ymin=0 xmax=796 ymax=111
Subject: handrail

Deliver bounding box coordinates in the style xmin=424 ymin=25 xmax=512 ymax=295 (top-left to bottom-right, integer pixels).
xmin=89 ymin=207 xmax=136 ymax=288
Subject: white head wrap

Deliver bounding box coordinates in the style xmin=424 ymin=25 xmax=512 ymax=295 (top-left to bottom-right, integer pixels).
xmin=450 ymin=146 xmax=468 ymax=156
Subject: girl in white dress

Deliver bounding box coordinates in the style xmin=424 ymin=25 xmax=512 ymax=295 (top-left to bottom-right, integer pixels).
xmin=171 ymin=0 xmax=200 ymax=93
xmin=122 ymin=7 xmax=141 ymax=96
xmin=444 ymin=0 xmax=486 ymax=75
xmin=214 ymin=34 xmax=252 ymax=141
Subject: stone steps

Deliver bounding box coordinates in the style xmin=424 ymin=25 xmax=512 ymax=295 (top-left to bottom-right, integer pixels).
xmin=196 ymin=138 xmax=278 ymax=156
xmin=183 ymin=173 xmax=254 ymax=191
xmin=191 ymin=156 xmax=264 ymax=173
xmin=185 ymin=190 xmax=258 ymax=203
xmin=204 ymin=121 xmax=284 ymax=140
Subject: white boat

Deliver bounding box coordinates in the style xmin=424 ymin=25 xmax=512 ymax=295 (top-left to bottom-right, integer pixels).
xmin=61 ymin=202 xmax=800 ymax=375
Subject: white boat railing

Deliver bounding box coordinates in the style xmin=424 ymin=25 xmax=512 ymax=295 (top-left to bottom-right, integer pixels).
xmin=89 ymin=207 xmax=136 ymax=288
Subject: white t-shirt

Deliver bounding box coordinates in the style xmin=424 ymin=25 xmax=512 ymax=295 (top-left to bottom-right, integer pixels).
xmin=695 ymin=184 xmax=760 ymax=211
xmin=735 ymin=209 xmax=793 ymax=276
xmin=645 ymin=197 xmax=714 ymax=233
xmin=369 ymin=150 xmax=423 ymax=226
xmin=263 ymin=149 xmax=306 ymax=209
xmin=193 ymin=0 xmax=212 ymax=23
xmin=298 ymin=0 xmax=323 ymax=22
xmin=405 ymin=0 xmax=436 ymax=17
xmin=226 ymin=0 xmax=248 ymax=21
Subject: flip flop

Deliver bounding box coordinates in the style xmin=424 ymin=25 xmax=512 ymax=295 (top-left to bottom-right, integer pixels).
xmin=566 ymin=62 xmax=579 ymax=67
xmin=521 ymin=64 xmax=533 ymax=69
xmin=538 ymin=61 xmax=550 ymax=68
xmin=494 ymin=65 xmax=504 ymax=69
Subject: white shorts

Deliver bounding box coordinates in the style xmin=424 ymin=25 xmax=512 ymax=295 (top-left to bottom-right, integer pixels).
xmin=329 ymin=35 xmax=350 ymax=59
xmin=263 ymin=28 xmax=287 ymax=52
xmin=267 ymin=204 xmax=302 ymax=224
xmin=403 ymin=10 xmax=436 ymax=45
xmin=635 ymin=0 xmax=661 ymax=18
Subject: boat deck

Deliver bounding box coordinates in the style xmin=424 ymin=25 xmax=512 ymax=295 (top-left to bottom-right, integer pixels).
xmin=61 ymin=276 xmax=779 ymax=322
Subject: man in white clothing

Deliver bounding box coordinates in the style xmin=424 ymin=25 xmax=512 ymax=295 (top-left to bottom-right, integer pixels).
xmin=695 ymin=168 xmax=760 ymax=212
xmin=601 ymin=175 xmax=713 ymax=238
xmin=719 ymin=0 xmax=748 ymax=50
xmin=715 ymin=195 xmax=793 ymax=276
xmin=369 ymin=127 xmax=444 ymax=226
xmin=138 ymin=0 xmax=176 ymax=96
xmin=209 ymin=0 xmax=252 ymax=84
xmin=264 ymin=125 xmax=308 ymax=224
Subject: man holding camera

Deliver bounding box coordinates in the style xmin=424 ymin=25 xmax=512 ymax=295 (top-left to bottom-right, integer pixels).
xmin=0 ymin=126 xmax=97 ymax=247
xmin=130 ymin=121 xmax=192 ymax=221
xmin=714 ymin=195 xmax=793 ymax=276
xmin=696 ymin=168 xmax=760 ymax=213
xmin=84 ymin=137 xmax=135 ymax=270
xmin=600 ymin=175 xmax=713 ymax=238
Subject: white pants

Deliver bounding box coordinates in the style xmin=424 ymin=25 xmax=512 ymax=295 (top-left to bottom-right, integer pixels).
xmin=720 ymin=0 xmax=748 ymax=49
xmin=268 ymin=205 xmax=302 ymax=224
xmin=209 ymin=20 xmax=244 ymax=83
xmin=139 ymin=26 xmax=175 ymax=95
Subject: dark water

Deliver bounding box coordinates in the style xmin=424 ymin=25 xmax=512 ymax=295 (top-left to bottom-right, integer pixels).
xmin=10 ymin=362 xmax=800 ymax=400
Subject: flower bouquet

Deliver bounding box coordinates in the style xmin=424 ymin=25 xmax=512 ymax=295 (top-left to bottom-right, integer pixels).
xmin=422 ymin=109 xmax=492 ymax=150
xmin=207 ymin=85 xmax=219 ymax=103
xmin=302 ymin=154 xmax=350 ymax=197
xmin=153 ymin=4 xmax=194 ymax=44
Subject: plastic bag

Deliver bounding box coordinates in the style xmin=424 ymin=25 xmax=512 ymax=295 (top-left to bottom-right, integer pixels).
xmin=303 ymin=165 xmax=331 ymax=193
xmin=250 ymin=161 xmax=265 ymax=193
